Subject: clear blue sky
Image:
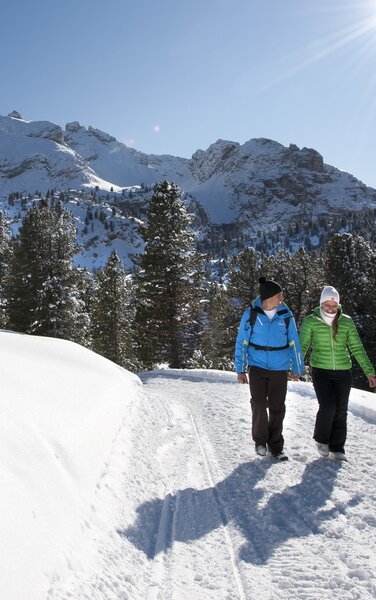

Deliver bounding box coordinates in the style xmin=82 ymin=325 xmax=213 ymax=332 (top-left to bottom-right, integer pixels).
xmin=2 ymin=0 xmax=376 ymax=187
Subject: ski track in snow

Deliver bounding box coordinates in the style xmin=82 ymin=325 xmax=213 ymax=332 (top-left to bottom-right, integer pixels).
xmin=48 ymin=371 xmax=376 ymax=600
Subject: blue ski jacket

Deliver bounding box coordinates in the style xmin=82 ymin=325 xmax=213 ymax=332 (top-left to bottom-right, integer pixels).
xmin=235 ymin=297 xmax=304 ymax=375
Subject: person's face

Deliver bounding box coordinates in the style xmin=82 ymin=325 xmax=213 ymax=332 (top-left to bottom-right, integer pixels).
xmin=321 ymin=300 xmax=338 ymax=314
xmin=263 ymin=291 xmax=284 ymax=309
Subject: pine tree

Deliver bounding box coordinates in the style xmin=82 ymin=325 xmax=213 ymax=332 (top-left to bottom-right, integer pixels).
xmin=282 ymin=247 xmax=324 ymax=324
xmin=0 ymin=212 xmax=13 ymax=328
xmin=261 ymin=250 xmax=293 ymax=296
xmin=322 ymin=233 xmax=376 ymax=389
xmin=134 ymin=181 xmax=204 ymax=369
xmin=259 ymin=249 xmax=321 ymax=323
xmin=227 ymin=247 xmax=260 ymax=309
xmin=199 ymin=282 xmax=234 ymax=370
xmin=213 ymin=247 xmax=261 ymax=367
xmin=323 ymin=233 xmax=372 ymax=314
xmin=91 ymin=250 xmax=136 ymax=370
xmin=4 ymin=199 xmax=89 ymax=342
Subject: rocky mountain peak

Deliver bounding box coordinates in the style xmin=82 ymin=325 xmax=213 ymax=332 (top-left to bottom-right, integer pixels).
xmin=191 ymin=139 xmax=240 ymax=182
xmin=0 ymin=114 xmax=63 ymax=143
xmin=287 ymin=145 xmax=324 ymax=172
xmin=8 ymin=110 xmax=22 ymax=119
xmin=65 ymin=121 xmax=84 ymax=133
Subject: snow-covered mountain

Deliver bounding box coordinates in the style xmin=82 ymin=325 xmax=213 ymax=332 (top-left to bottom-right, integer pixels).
xmin=1 ymin=111 xmax=376 ymax=228
xmin=2 ymin=331 xmax=376 ymax=599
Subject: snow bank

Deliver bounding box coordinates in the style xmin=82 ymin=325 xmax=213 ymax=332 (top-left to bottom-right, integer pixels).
xmin=349 ymin=388 xmax=376 ymax=424
xmin=0 ymin=331 xmax=141 ymax=600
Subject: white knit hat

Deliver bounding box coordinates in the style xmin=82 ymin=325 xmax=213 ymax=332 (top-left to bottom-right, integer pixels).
xmin=320 ymin=285 xmax=340 ymax=305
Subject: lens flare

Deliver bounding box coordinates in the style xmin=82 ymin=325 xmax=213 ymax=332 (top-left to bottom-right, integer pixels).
xmin=256 ymin=0 xmax=376 ymax=93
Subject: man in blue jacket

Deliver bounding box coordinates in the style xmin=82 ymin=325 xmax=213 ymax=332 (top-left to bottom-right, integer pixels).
xmin=235 ymin=276 xmax=303 ymax=461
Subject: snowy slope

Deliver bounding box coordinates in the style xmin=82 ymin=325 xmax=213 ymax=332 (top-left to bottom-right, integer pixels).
xmin=0 ymin=191 xmax=145 ymax=271
xmin=64 ymin=122 xmax=195 ymax=191
xmin=5 ymin=363 xmax=371 ymax=600
xmin=0 ymin=115 xmax=122 ymax=194
xmin=0 ymin=331 xmax=141 ymax=600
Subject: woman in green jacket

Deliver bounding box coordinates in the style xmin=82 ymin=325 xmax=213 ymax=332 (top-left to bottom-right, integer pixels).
xmin=299 ymin=286 xmax=376 ymax=461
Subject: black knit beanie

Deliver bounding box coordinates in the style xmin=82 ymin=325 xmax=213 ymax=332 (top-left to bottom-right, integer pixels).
xmin=259 ymin=276 xmax=282 ymax=301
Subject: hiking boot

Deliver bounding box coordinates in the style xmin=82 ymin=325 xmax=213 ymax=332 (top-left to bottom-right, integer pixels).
xmin=271 ymin=451 xmax=289 ymax=461
xmin=316 ymin=441 xmax=329 ymax=457
xmin=329 ymin=451 xmax=348 ymax=462
xmin=255 ymin=444 xmax=267 ymax=457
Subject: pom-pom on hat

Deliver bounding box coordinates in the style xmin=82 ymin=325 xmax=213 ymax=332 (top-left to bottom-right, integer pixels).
xmin=259 ymin=276 xmax=282 ymax=301
xmin=320 ymin=285 xmax=340 ymax=305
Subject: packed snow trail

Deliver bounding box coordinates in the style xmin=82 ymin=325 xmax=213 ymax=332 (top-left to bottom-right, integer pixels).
xmin=48 ymin=370 xmax=376 ymax=600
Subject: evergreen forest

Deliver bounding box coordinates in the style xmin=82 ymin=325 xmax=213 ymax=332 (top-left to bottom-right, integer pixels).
xmin=1 ymin=181 xmax=375 ymax=390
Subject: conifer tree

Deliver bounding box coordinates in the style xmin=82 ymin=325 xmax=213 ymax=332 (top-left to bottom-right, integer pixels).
xmin=5 ymin=199 xmax=89 ymax=342
xmin=91 ymin=250 xmax=136 ymax=370
xmin=227 ymin=247 xmax=260 ymax=310
xmin=0 ymin=212 xmax=13 ymax=328
xmin=199 ymin=282 xmax=234 ymax=370
xmin=213 ymin=247 xmax=261 ymax=367
xmin=134 ymin=181 xmax=204 ymax=369
xmin=323 ymin=233 xmax=372 ymax=314
xmin=259 ymin=249 xmax=322 ymax=323
xmin=322 ymin=233 xmax=376 ymax=388
xmin=261 ymin=250 xmax=293 ymax=297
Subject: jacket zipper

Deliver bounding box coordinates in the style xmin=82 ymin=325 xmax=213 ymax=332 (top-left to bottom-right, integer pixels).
xmin=330 ymin=328 xmax=336 ymax=369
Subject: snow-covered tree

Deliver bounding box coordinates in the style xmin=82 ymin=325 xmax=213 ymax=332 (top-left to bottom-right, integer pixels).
xmin=227 ymin=247 xmax=261 ymax=310
xmin=0 ymin=212 xmax=13 ymax=328
xmin=5 ymin=199 xmax=90 ymax=342
xmin=199 ymin=282 xmax=234 ymax=370
xmin=91 ymin=250 xmax=136 ymax=370
xmin=322 ymin=233 xmax=373 ymax=314
xmin=322 ymin=233 xmax=376 ymax=389
xmin=260 ymin=248 xmax=324 ymax=323
xmin=134 ymin=181 xmax=204 ymax=369
xmin=288 ymin=247 xmax=326 ymax=322
xmin=210 ymin=247 xmax=261 ymax=367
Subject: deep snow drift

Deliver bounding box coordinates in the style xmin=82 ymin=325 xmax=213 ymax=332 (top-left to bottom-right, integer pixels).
xmin=0 ymin=331 xmax=141 ymax=600
xmin=1 ymin=333 xmax=376 ymax=599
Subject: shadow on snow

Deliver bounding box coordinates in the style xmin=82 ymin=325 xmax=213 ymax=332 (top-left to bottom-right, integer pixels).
xmin=119 ymin=459 xmax=360 ymax=564
xmin=139 ymin=369 xmax=236 ymax=386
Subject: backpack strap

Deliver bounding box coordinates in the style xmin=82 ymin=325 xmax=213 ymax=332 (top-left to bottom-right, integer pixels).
xmin=249 ymin=341 xmax=290 ymax=351
xmin=248 ymin=306 xmax=291 ymax=351
xmin=247 ymin=304 xmax=261 ymax=341
xmin=249 ymin=305 xmax=258 ymax=329
xmin=276 ymin=308 xmax=291 ymax=334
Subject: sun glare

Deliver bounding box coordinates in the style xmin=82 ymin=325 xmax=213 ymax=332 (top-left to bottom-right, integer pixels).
xmin=303 ymin=0 xmax=376 ymax=66
xmin=255 ymin=0 xmax=376 ymax=95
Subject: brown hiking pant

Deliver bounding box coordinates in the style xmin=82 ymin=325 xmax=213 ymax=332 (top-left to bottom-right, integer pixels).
xmin=248 ymin=366 xmax=288 ymax=454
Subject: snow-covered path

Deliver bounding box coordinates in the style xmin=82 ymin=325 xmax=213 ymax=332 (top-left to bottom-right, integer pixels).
xmin=48 ymin=370 xmax=376 ymax=600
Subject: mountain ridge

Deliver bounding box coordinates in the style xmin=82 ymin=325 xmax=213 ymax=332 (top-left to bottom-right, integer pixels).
xmin=1 ymin=111 xmax=375 ymax=228
xmin=1 ymin=111 xmax=376 ymax=270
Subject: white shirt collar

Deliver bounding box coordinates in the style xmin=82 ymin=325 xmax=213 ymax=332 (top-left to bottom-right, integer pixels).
xmin=264 ymin=308 xmax=277 ymax=320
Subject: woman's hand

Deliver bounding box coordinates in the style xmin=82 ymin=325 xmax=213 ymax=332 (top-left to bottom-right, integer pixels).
xmin=237 ymin=373 xmax=248 ymax=384
xmin=367 ymin=375 xmax=376 ymax=388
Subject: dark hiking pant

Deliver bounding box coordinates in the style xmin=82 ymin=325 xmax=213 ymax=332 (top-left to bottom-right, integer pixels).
xmin=248 ymin=366 xmax=288 ymax=454
xmin=312 ymin=367 xmax=352 ymax=453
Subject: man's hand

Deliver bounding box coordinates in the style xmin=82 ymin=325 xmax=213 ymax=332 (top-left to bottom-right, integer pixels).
xmin=367 ymin=375 xmax=376 ymax=388
xmin=237 ymin=373 xmax=248 ymax=384
xmin=290 ymin=374 xmax=300 ymax=382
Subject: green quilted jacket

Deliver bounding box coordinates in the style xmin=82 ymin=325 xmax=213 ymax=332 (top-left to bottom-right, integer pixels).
xmin=299 ymin=307 xmax=375 ymax=375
